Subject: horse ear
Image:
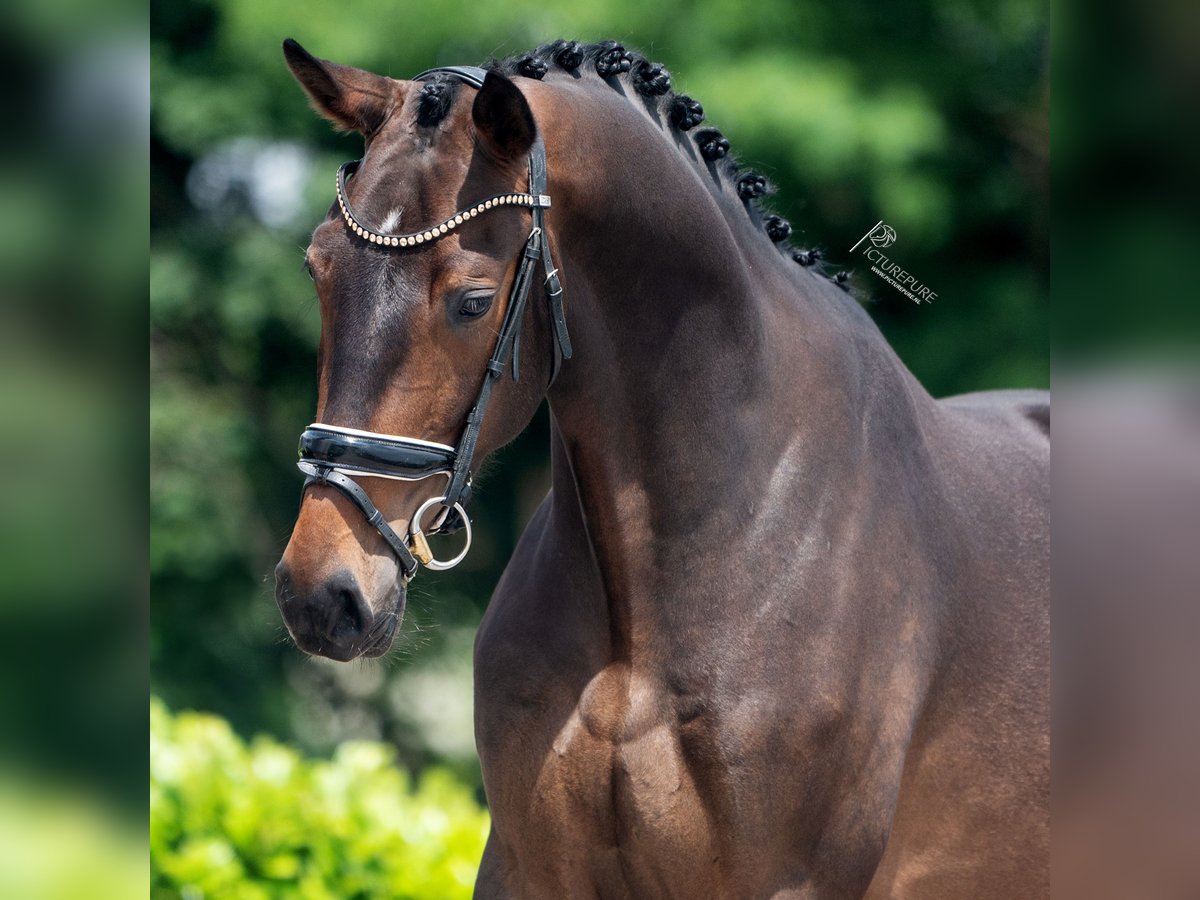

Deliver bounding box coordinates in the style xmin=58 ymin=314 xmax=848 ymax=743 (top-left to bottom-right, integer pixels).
xmin=472 ymin=71 xmax=537 ymax=161
xmin=282 ymin=38 xmax=396 ymax=135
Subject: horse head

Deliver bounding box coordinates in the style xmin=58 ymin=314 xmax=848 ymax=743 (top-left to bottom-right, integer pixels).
xmin=274 ymin=41 xmax=566 ymax=660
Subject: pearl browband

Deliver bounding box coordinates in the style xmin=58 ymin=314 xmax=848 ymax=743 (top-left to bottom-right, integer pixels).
xmin=335 ymin=159 xmax=552 ymax=248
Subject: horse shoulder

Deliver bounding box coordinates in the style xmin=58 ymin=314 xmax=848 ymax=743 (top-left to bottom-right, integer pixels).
xmin=865 ymin=389 xmax=1050 ymax=897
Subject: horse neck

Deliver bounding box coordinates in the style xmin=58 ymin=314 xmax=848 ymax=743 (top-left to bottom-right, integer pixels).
xmin=538 ymin=89 xmax=935 ymax=649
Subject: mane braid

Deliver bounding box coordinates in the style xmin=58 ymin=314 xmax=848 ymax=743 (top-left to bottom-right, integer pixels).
xmin=492 ymin=39 xmax=856 ymax=297
xmin=547 ymin=39 xmax=584 ymax=71
xmin=515 ymin=54 xmax=548 ymax=80
xmin=631 ymin=59 xmax=671 ymax=96
xmin=669 ymin=95 xmax=704 ymax=131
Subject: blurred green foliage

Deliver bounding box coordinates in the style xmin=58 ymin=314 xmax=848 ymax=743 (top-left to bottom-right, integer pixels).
xmin=1053 ymin=0 xmax=1200 ymax=361
xmin=151 ymin=698 xmax=489 ymax=899
xmin=0 ymin=776 xmax=145 ymax=900
xmin=150 ymin=0 xmax=1047 ymax=772
xmin=0 ymin=4 xmax=145 ymax=812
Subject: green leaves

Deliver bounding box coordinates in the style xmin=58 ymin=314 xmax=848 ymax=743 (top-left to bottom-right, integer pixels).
xmin=150 ymin=698 xmax=490 ymax=899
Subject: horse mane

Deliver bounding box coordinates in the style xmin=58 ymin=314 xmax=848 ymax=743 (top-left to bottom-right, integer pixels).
xmin=419 ymin=40 xmax=852 ymax=294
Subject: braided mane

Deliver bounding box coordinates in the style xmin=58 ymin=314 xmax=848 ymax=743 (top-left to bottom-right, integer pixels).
xmin=418 ymin=40 xmax=851 ymax=292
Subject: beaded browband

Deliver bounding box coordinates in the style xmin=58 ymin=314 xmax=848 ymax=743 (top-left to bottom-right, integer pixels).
xmin=335 ymin=159 xmax=552 ymax=248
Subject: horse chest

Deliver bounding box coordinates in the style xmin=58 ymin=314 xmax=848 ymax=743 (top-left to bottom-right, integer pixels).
xmin=569 ymin=665 xmax=695 ymax=815
xmin=486 ymin=661 xmax=719 ymax=890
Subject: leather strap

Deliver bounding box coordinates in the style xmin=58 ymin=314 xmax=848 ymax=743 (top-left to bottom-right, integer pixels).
xmin=414 ymin=65 xmax=488 ymax=88
xmin=528 ymin=134 xmax=573 ymax=379
xmin=299 ymin=461 xmax=420 ymax=580
xmin=441 ymin=212 xmax=541 ymax=509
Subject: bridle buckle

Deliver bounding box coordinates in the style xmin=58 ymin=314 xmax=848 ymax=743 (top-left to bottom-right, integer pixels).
xmin=408 ymin=529 xmax=434 ymax=566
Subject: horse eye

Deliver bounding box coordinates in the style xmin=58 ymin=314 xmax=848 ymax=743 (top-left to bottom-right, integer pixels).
xmin=302 ymin=258 xmax=315 ymax=281
xmin=458 ymin=292 xmax=493 ymax=319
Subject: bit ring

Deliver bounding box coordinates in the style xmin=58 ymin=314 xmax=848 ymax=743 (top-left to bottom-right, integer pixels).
xmin=408 ymin=495 xmax=472 ymax=571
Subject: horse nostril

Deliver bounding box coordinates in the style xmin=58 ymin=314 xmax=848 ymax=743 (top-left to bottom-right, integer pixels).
xmin=331 ymin=584 xmax=364 ymax=641
xmin=276 ymin=566 xmax=383 ymax=661
xmin=323 ymin=570 xmax=369 ymax=644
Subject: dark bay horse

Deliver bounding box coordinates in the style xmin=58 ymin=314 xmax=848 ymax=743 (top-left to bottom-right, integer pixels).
xmin=274 ymin=39 xmax=1049 ymax=899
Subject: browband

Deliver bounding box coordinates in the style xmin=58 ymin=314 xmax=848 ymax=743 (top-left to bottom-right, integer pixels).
xmin=335 ymin=160 xmax=550 ymax=248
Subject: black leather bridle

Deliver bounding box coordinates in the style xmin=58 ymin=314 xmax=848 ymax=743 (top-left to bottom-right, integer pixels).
xmin=296 ymin=65 xmax=572 ymax=582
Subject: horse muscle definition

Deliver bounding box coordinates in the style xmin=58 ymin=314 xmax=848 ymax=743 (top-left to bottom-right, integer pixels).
xmin=274 ymin=39 xmax=1049 ymax=899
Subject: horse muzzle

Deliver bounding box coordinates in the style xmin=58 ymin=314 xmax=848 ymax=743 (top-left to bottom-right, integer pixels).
xmin=274 ymin=561 xmax=404 ymax=661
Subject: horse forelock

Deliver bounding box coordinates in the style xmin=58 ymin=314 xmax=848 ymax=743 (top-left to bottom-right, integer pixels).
xmin=416 ymin=74 xmax=459 ymax=127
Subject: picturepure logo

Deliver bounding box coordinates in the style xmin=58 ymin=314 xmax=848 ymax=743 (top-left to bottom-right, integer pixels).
xmin=850 ymin=221 xmax=937 ymax=304
xmin=868 ymin=223 xmax=896 ymax=248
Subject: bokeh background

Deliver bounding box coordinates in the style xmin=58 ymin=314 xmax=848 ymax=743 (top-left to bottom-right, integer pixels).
xmin=150 ymin=0 xmax=1047 ymax=895
xmin=10 ymin=0 xmax=1200 ymax=895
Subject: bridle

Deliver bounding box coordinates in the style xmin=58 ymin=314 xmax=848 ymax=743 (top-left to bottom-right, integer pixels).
xmin=296 ymin=65 xmax=572 ymax=583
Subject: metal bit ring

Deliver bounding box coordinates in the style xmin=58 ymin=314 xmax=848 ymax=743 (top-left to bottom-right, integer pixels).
xmin=408 ymin=496 xmax=472 ymax=571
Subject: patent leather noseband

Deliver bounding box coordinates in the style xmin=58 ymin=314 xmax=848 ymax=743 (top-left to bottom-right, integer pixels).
xmin=297 ymin=65 xmax=572 ymax=582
